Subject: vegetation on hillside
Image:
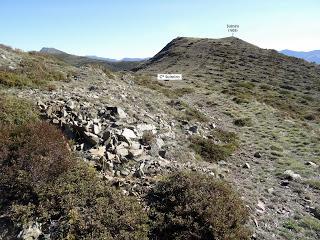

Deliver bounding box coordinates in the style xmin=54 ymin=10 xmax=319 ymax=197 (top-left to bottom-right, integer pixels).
xmin=0 ymin=49 xmax=73 ymax=88
xmin=147 ymin=172 xmax=251 ymax=240
xmin=190 ymin=129 xmax=238 ymax=163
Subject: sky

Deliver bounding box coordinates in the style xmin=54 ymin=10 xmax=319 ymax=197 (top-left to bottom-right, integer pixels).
xmin=1 ymin=0 xmax=319 ymax=59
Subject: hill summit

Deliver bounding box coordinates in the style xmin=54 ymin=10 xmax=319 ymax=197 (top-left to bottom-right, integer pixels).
xmin=136 ymin=36 xmax=320 ymax=120
xmin=40 ymin=47 xmax=67 ymax=55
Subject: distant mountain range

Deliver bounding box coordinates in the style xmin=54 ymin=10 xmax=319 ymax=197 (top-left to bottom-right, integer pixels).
xmin=39 ymin=47 xmax=148 ymax=71
xmin=40 ymin=48 xmax=148 ymax=62
xmin=280 ymin=50 xmax=320 ymax=64
xmin=86 ymin=55 xmax=149 ymax=62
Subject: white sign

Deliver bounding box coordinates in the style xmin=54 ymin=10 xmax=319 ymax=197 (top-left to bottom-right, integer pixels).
xmin=157 ymin=74 xmax=183 ymax=81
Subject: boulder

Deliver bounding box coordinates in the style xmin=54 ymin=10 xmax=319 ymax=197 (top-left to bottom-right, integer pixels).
xmin=189 ymin=125 xmax=198 ymax=133
xmin=66 ymin=100 xmax=76 ymax=110
xmin=106 ymin=151 xmax=116 ymax=160
xmin=92 ymin=124 xmax=101 ymax=135
xmin=243 ymin=163 xmax=251 ymax=169
xmin=107 ymin=106 xmax=127 ymax=119
xmin=116 ymin=147 xmax=129 ymax=157
xmin=18 ymin=222 xmax=42 ymax=240
xmin=102 ymin=131 xmax=112 ymax=144
xmin=89 ymin=146 xmax=106 ymax=158
xmin=130 ymin=141 xmax=141 ymax=150
xmin=254 ymin=152 xmax=262 ymax=158
xmin=283 ymin=170 xmax=301 ymax=181
xmin=119 ymin=128 xmax=137 ymax=143
xmin=83 ymin=131 xmax=100 ymax=146
xmin=128 ymin=149 xmax=144 ymax=158
xmin=136 ymin=124 xmax=156 ymax=136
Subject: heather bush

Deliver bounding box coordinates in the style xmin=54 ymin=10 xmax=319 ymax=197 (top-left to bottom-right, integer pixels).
xmin=0 ymin=122 xmax=72 ymax=212
xmin=148 ymin=171 xmax=251 ymax=240
xmin=233 ymin=118 xmax=252 ymax=127
xmin=190 ymin=129 xmax=238 ymax=163
xmin=0 ymin=57 xmax=68 ymax=88
xmin=35 ymin=162 xmax=149 ymax=239
xmin=0 ymin=123 xmax=149 ymax=239
xmin=0 ymin=95 xmax=39 ymax=125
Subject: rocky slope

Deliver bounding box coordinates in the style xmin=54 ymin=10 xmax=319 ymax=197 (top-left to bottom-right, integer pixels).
xmin=1 ymin=37 xmax=320 ymax=240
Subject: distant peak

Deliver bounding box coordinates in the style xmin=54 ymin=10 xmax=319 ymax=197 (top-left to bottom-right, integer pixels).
xmin=40 ymin=47 xmax=66 ymax=55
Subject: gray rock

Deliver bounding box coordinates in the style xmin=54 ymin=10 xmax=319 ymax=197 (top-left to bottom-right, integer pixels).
xmin=106 ymin=151 xmax=116 ymax=160
xmin=283 ymin=170 xmax=301 ymax=181
xmin=92 ymin=124 xmax=101 ymax=135
xmin=107 ymin=106 xmax=127 ymax=119
xmin=119 ymin=128 xmax=137 ymax=144
xmin=305 ymin=161 xmax=318 ymax=167
xmin=256 ymin=200 xmax=266 ymax=213
xmin=116 ymin=147 xmax=129 ymax=157
xmin=243 ymin=163 xmax=251 ymax=169
xmin=102 ymin=131 xmax=112 ymax=143
xmin=18 ymin=222 xmax=42 ymax=240
xmin=189 ymin=125 xmax=198 ymax=133
xmin=136 ymin=123 xmax=156 ymax=136
xmin=89 ymin=146 xmax=106 ymax=158
xmin=130 ymin=141 xmax=141 ymax=150
xmin=254 ymin=152 xmax=262 ymax=158
xmin=120 ymin=168 xmax=130 ymax=176
xmin=117 ymin=142 xmax=129 ymax=149
xmin=37 ymin=101 xmax=47 ymax=110
xmin=155 ymin=138 xmax=164 ymax=148
xmin=83 ymin=131 xmax=100 ymax=146
xmin=134 ymin=169 xmax=144 ymax=178
xmin=66 ymin=100 xmax=75 ymax=110
xmin=159 ymin=150 xmax=166 ymax=158
xmin=128 ymin=149 xmax=144 ymax=158
xmin=52 ymin=119 xmax=59 ymax=124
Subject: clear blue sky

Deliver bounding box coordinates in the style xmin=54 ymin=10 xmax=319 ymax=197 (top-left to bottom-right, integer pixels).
xmin=1 ymin=0 xmax=319 ymax=59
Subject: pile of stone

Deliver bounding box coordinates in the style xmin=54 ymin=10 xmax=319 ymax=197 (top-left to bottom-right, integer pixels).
xmin=37 ymin=99 xmax=172 ymax=180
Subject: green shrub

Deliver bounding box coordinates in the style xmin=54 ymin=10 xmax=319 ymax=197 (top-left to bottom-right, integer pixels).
xmin=0 ymin=95 xmax=39 ymax=125
xmin=0 ymin=122 xmax=72 ymax=187
xmin=305 ymin=179 xmax=320 ymax=190
xmin=0 ymin=70 xmax=30 ymax=87
xmin=0 ymin=57 xmax=68 ymax=88
xmin=148 ymin=172 xmax=251 ymax=240
xmin=168 ymin=100 xmax=208 ymax=122
xmin=211 ymin=128 xmax=238 ymax=144
xmin=184 ymin=106 xmax=208 ymax=122
xmin=141 ymin=130 xmax=155 ymax=146
xmin=190 ymin=130 xmax=238 ymax=163
xmin=0 ymin=122 xmax=149 ymax=239
xmin=34 ymin=162 xmax=149 ymax=240
xmin=234 ymin=118 xmax=252 ymax=127
xmin=299 ymin=216 xmax=320 ymax=232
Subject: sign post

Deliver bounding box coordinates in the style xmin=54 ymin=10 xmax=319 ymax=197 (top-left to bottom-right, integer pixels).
xmin=157 ymin=74 xmax=183 ymax=81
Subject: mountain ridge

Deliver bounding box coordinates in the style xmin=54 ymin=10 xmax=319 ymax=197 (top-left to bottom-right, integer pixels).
xmin=280 ymin=49 xmax=320 ymax=64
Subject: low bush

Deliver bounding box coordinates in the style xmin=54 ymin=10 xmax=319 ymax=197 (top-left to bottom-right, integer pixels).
xmin=0 ymin=95 xmax=39 ymax=125
xmin=0 ymin=122 xmax=72 ymax=189
xmin=33 ymin=162 xmax=149 ymax=239
xmin=190 ymin=129 xmax=238 ymax=162
xmin=234 ymin=118 xmax=252 ymax=127
xmin=148 ymin=171 xmax=251 ymax=240
xmin=0 ymin=57 xmax=68 ymax=88
xmin=141 ymin=130 xmax=155 ymax=146
xmin=305 ymin=179 xmax=320 ymax=190
xmin=0 ymin=122 xmax=149 ymax=239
